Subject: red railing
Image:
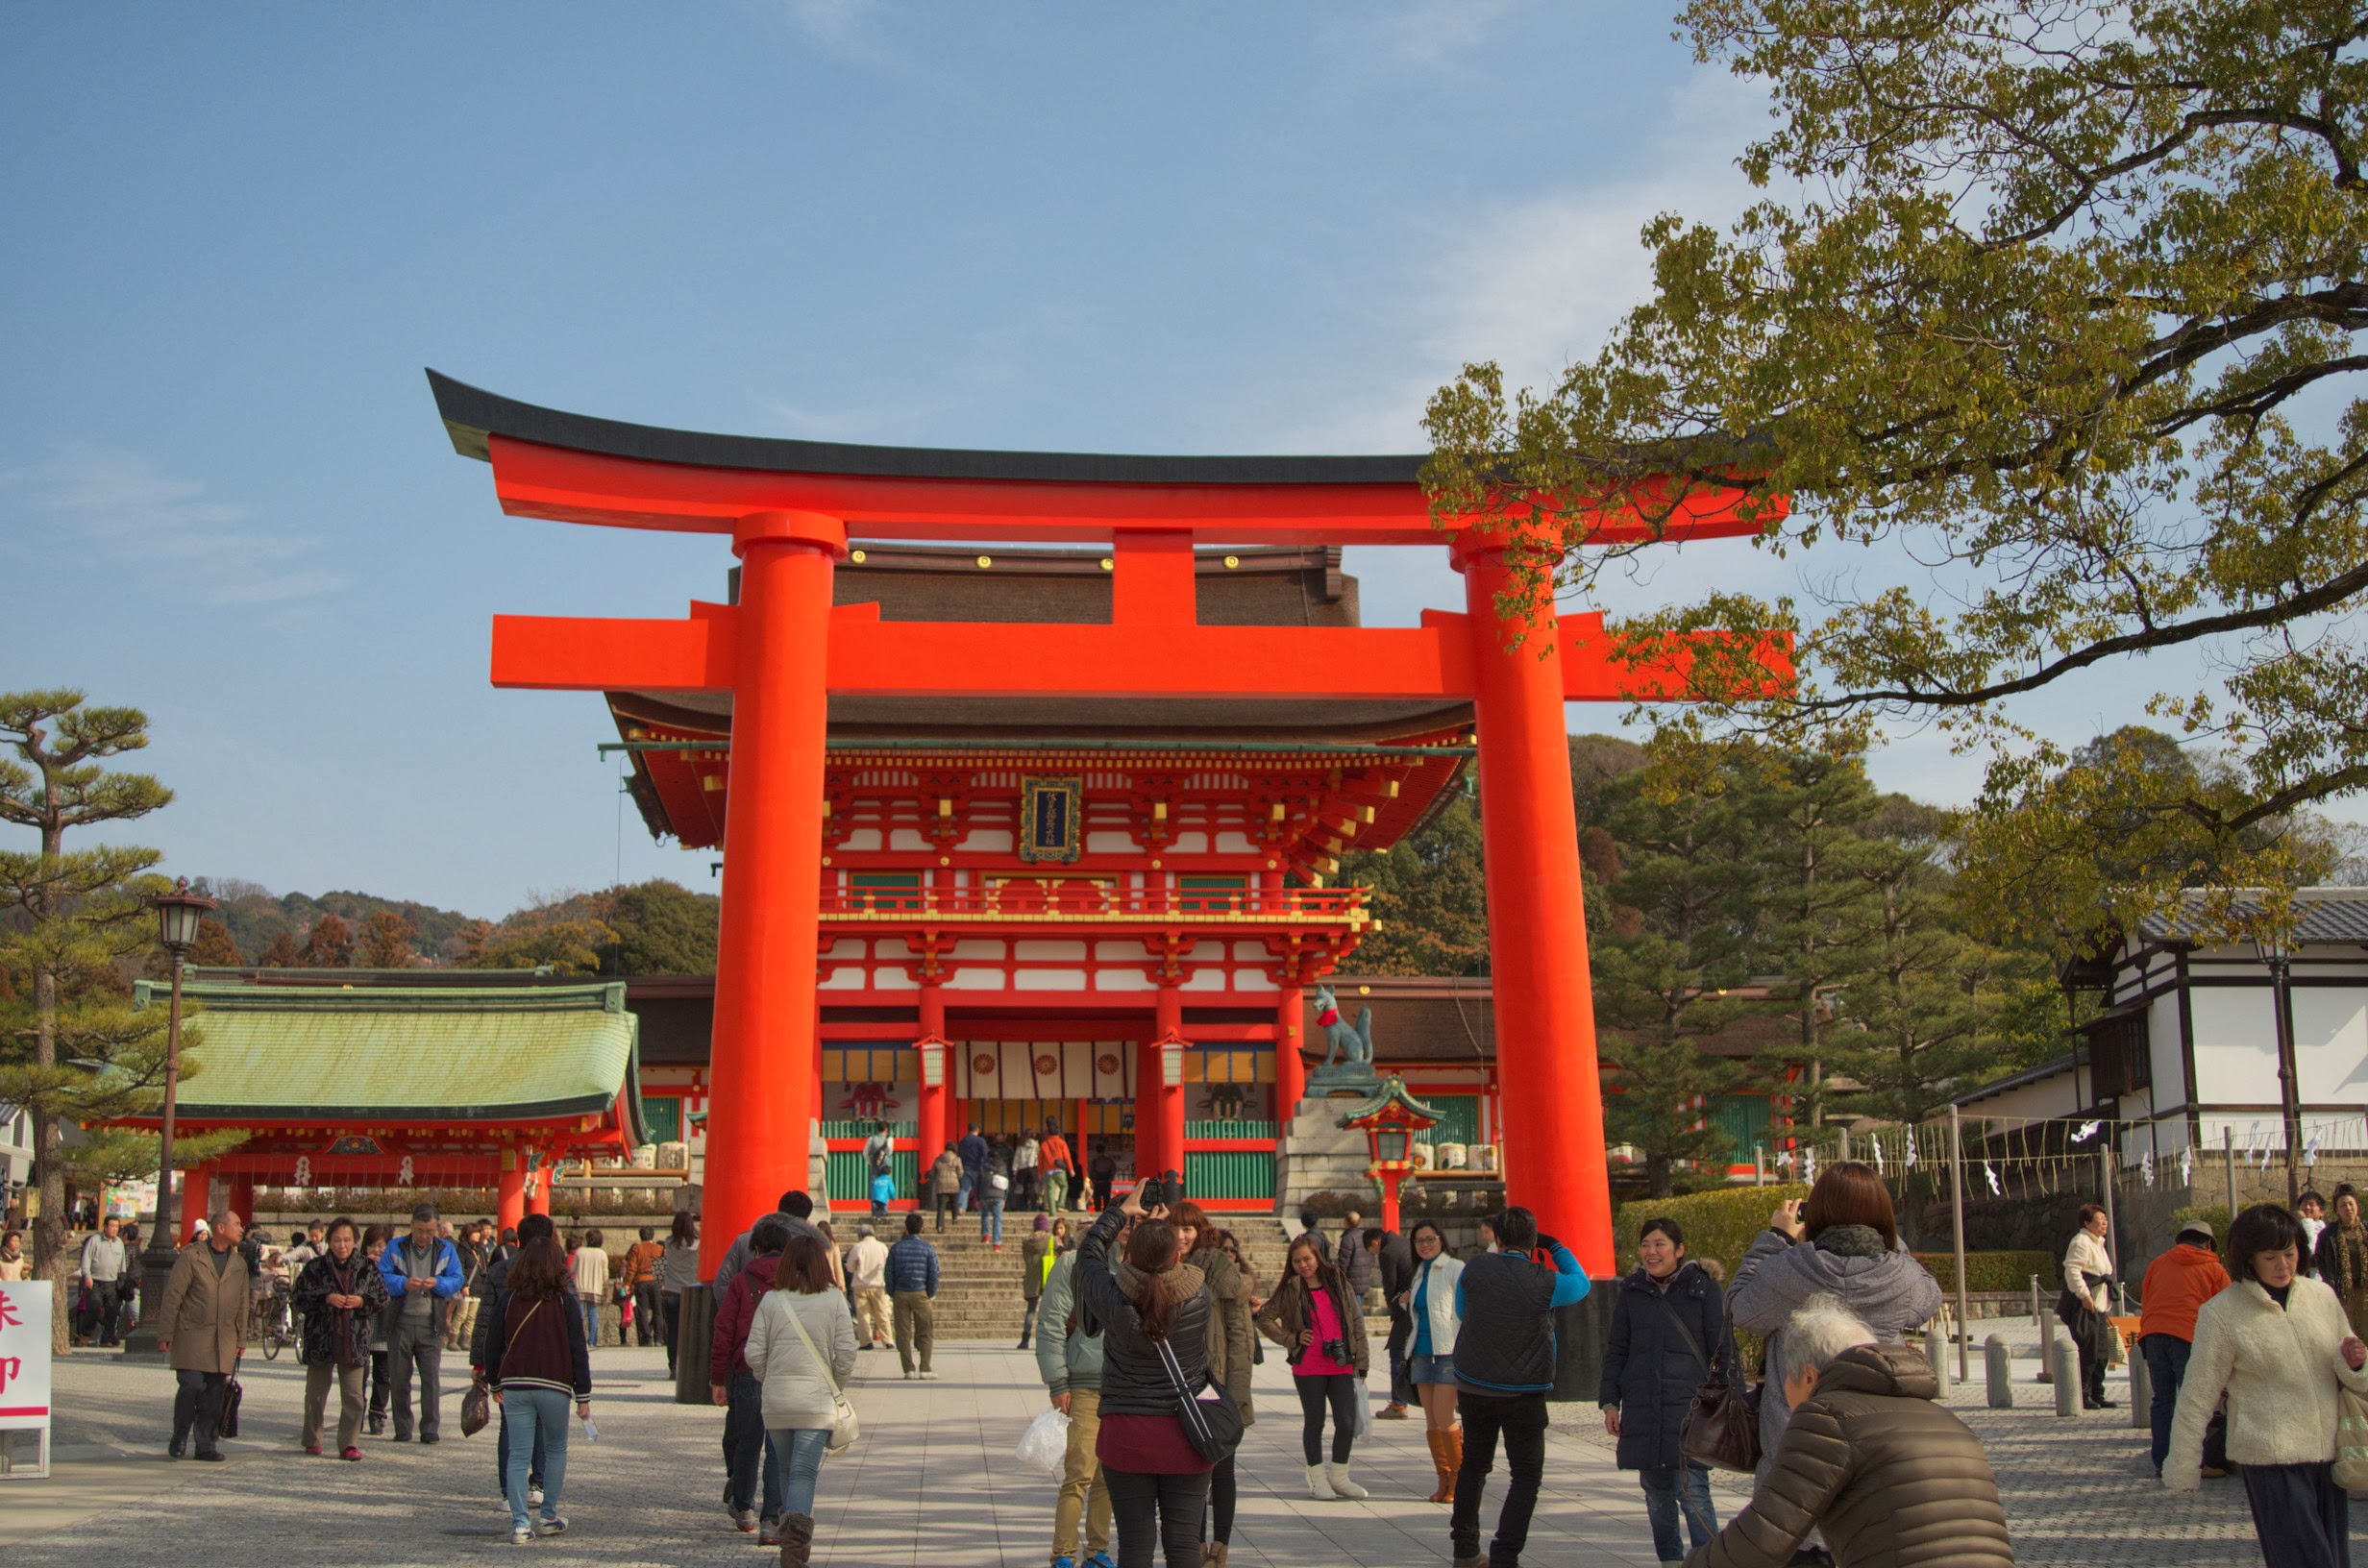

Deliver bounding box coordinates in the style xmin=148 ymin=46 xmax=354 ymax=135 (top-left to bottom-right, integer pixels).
xmin=817 ymin=884 xmax=1370 ymax=922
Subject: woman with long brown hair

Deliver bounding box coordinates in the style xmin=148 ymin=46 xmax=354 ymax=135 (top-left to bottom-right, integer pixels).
xmin=1255 ymin=1231 xmax=1370 ymax=1501
xmin=1175 ymin=1204 xmax=1254 ymax=1566
xmin=746 ymin=1232 xmax=858 ymax=1567
xmin=482 ymin=1235 xmax=592 ymax=1545
xmin=1074 ymin=1187 xmax=1215 ymax=1567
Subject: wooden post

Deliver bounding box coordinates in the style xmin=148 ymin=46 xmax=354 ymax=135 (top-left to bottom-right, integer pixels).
xmin=1950 ymin=1106 xmax=1972 ymax=1381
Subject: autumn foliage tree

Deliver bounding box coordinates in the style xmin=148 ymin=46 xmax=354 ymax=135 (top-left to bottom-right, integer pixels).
xmin=358 ymin=910 xmax=419 ymax=968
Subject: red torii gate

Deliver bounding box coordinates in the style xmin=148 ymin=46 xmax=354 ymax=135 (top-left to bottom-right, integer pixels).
xmin=431 ymin=371 xmax=1785 ymax=1275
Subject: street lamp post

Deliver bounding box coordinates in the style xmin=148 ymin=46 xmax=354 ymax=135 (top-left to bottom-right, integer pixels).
xmin=122 ymin=877 xmax=214 ymax=1359
xmin=2254 ymin=927 xmax=2303 ymax=1211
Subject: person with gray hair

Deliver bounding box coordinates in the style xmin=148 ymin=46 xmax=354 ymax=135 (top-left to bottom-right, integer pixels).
xmin=158 ymin=1208 xmax=250 ymax=1459
xmin=1681 ymin=1296 xmax=2010 ymax=1568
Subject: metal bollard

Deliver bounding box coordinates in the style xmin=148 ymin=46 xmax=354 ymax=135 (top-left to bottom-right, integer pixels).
xmin=2129 ymin=1337 xmax=2150 ymax=1429
xmin=2052 ymin=1330 xmax=2080 ymax=1417
xmin=1985 ymin=1334 xmax=2013 ymax=1408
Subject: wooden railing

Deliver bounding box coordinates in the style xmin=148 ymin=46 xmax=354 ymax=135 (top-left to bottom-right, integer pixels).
xmin=817 ymin=884 xmax=1370 ymax=924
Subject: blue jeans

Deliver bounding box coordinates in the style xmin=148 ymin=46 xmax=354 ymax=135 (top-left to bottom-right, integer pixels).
xmin=725 ymin=1370 xmax=782 ymax=1518
xmin=495 ymin=1401 xmax=548 ymax=1495
xmin=767 ymin=1426 xmax=832 ymax=1518
xmin=981 ymin=1196 xmax=1004 ymax=1244
xmin=1639 ymin=1463 xmax=1717 ymax=1562
xmin=957 ymin=1172 xmax=976 ymax=1213
xmin=2142 ymin=1333 xmax=2191 ymax=1476
xmin=502 ymin=1387 xmax=571 ymax=1532
xmin=579 ymin=1297 xmax=600 ymax=1348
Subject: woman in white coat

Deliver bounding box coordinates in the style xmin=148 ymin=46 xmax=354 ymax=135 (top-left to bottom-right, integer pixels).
xmin=2060 ymin=1204 xmax=2117 ymax=1409
xmin=746 ymin=1232 xmax=859 ymax=1568
xmin=1400 ymin=1220 xmax=1466 ymax=1503
xmin=2167 ymin=1204 xmax=2368 ymax=1568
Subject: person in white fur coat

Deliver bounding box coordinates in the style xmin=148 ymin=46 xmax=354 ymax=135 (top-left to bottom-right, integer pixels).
xmin=2166 ymin=1204 xmax=2368 ymax=1568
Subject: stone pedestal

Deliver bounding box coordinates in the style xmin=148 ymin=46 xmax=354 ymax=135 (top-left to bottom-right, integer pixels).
xmin=1275 ymin=1093 xmax=1380 ymax=1214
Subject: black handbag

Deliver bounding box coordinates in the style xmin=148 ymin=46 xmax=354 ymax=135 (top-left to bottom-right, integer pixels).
xmin=220 ymin=1377 xmax=244 ymax=1439
xmin=1156 ymin=1338 xmax=1243 ymax=1464
xmin=1674 ymin=1305 xmax=1762 ymax=1474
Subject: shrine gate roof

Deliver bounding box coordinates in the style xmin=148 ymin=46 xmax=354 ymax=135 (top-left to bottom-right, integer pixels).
xmin=432 ymin=370 xmax=1426 ymax=488
xmin=124 ymin=975 xmax=646 ymax=1140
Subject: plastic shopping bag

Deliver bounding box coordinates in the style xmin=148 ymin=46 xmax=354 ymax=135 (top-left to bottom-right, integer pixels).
xmin=1352 ymin=1379 xmax=1374 ymax=1439
xmin=1017 ymin=1407 xmax=1072 ymax=1478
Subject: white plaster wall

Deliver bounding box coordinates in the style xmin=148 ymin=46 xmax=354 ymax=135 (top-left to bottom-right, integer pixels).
xmin=1095 ymin=969 xmax=1153 ymax=991
xmin=873 ymin=968 xmax=918 ymax=991
xmin=952 ymin=939 xmax=1005 ymax=961
xmin=2290 ymin=987 xmax=2368 ymax=1103
xmin=819 ymin=968 xmax=868 ymax=991
xmin=959 ymin=829 xmax=1014 ymax=852
xmin=1965 ymin=1070 xmax=2084 ymax=1122
xmin=1087 ymin=831 xmax=1136 ymax=854
xmin=889 ymin=829 xmax=930 ymax=851
xmin=1015 ymin=968 xmax=1088 ymax=990
xmin=1096 ymin=940 xmax=1147 ymax=963
xmin=1172 ymin=831 xmax=1208 ymax=853
xmin=2150 ymin=993 xmax=2189 ymax=1110
xmin=841 ymin=829 xmax=882 ymax=851
xmin=1015 ymin=941 xmax=1088 ymax=962
xmin=1181 ymin=969 xmax=1228 ymax=992
xmin=1215 ymin=832 xmax=1255 ymax=854
xmin=1233 ymin=969 xmax=1277 ymax=992
xmin=2190 ymin=987 xmax=2281 ymax=1105
xmin=948 ymin=968 xmax=1006 ymax=990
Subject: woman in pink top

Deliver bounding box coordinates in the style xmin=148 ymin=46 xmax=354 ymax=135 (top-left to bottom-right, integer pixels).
xmin=1255 ymin=1234 xmax=1372 ymax=1500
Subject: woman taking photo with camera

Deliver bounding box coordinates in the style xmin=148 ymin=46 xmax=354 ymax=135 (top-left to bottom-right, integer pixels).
xmin=1073 ymin=1183 xmax=1216 ymax=1568
xmin=1256 ymin=1232 xmax=1371 ymax=1502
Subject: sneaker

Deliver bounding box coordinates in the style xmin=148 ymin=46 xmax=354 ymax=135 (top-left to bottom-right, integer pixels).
xmin=529 ymin=1485 xmax=544 ymax=1507
xmin=537 ymin=1518 xmax=567 ymax=1538
xmin=760 ymin=1518 xmax=781 ymax=1547
xmin=420 ymin=1433 xmax=440 ymax=1444
xmin=1084 ymin=1554 xmax=1117 ymax=1568
xmin=1052 ymin=1558 xmax=1076 ymax=1568
xmin=731 ymin=1507 xmax=758 ymax=1533
xmin=921 ymin=1370 xmax=939 ymax=1380
xmin=902 ymin=1370 xmax=914 ymax=1380
xmin=510 ymin=1527 xmax=534 ymax=1546
xmin=1378 ymin=1403 xmax=1410 ymax=1420
xmin=339 ymin=1447 xmax=362 ymax=1461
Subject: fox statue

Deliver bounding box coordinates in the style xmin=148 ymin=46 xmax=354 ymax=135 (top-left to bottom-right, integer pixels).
xmin=1310 ymin=983 xmax=1374 ymax=1070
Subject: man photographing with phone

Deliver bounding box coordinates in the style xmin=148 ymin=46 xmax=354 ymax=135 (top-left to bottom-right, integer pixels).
xmin=1447 ymin=1205 xmax=1590 ymax=1568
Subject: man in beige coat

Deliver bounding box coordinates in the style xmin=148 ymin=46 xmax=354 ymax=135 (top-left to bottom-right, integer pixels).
xmin=159 ymin=1207 xmax=250 ymax=1460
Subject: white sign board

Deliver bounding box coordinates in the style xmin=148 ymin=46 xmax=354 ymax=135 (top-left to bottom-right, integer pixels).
xmin=0 ymin=1280 xmax=53 ymax=1477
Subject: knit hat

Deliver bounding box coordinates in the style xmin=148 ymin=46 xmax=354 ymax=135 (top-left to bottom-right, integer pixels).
xmin=1033 ymin=1213 xmax=1051 ymax=1233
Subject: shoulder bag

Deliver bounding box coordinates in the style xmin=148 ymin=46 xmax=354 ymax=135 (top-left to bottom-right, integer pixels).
xmin=1676 ymin=1301 xmax=1762 ymax=1474
xmin=1157 ymin=1335 xmax=1243 ymax=1464
xmin=780 ymin=1298 xmax=860 ymax=1454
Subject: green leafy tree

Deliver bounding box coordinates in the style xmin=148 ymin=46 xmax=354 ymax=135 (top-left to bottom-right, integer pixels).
xmin=1425 ymin=0 xmax=2368 ymax=948
xmin=468 ymin=917 xmax=618 ymax=976
xmin=600 ymin=879 xmax=721 ymax=975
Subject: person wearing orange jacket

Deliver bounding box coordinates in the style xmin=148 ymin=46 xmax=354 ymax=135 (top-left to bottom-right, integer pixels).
xmin=2139 ymin=1219 xmax=2233 ymax=1478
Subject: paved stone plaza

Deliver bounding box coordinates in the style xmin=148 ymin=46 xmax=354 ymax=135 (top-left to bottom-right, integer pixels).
xmin=1 ymin=1319 xmax=2348 ymax=1565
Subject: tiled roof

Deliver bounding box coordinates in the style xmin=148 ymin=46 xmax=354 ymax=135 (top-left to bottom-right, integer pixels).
xmin=2136 ymin=887 xmax=2368 ymax=944
xmin=129 ymin=979 xmax=641 ymax=1131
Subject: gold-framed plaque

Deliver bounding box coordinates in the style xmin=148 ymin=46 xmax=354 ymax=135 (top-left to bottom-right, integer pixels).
xmin=1020 ymin=775 xmax=1084 ymax=864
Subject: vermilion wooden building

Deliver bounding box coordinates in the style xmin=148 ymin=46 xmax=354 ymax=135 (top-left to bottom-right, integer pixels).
xmin=431 ymin=371 xmax=1783 ymax=1272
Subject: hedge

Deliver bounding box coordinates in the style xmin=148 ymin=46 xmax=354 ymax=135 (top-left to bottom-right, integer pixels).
xmin=1912 ymin=1251 xmax=2058 ymax=1294
xmin=1614 ymin=1184 xmax=1810 ymax=1280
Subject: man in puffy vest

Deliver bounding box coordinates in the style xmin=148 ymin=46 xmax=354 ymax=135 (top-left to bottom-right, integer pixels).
xmin=1449 ymin=1205 xmax=1590 ymax=1568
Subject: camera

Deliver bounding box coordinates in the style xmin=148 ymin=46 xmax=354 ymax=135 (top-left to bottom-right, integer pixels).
xmin=1138 ymin=1167 xmax=1184 ymax=1211
xmin=1320 ymin=1336 xmax=1349 ymax=1364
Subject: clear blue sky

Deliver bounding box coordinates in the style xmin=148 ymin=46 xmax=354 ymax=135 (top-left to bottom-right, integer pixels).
xmin=1 ymin=3 xmax=2221 ymax=918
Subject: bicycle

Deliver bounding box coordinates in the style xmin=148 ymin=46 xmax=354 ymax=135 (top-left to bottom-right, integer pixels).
xmin=254 ymin=1279 xmax=296 ymax=1360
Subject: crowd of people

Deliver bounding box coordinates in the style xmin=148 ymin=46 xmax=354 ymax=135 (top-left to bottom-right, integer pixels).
xmin=33 ymin=1153 xmax=2368 ymax=1568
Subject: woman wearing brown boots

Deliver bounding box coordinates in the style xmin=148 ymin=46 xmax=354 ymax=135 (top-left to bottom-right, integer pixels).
xmin=1176 ymin=1205 xmax=1254 ymax=1566
xmin=1401 ymin=1221 xmax=1465 ymax=1503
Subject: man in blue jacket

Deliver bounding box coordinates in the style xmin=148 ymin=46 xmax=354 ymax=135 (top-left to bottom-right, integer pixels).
xmin=957 ymin=1124 xmax=989 ymax=1213
xmin=378 ymin=1201 xmax=465 ymax=1442
xmin=1449 ymin=1205 xmax=1590 ymax=1568
xmin=885 ymin=1213 xmax=941 ymax=1380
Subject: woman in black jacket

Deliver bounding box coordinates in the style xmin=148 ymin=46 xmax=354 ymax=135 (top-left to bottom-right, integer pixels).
xmin=1074 ymin=1188 xmax=1215 ymax=1568
xmin=1598 ymin=1216 xmax=1723 ymax=1568
xmin=291 ymin=1216 xmax=389 ymax=1459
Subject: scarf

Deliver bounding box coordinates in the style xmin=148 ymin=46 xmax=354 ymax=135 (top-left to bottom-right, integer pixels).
xmin=1813 ymin=1224 xmax=1888 ymax=1259
xmin=2334 ymin=1222 xmax=2368 ymax=1297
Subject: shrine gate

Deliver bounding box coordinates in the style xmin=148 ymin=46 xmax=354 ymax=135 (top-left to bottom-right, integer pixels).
xmin=430 ymin=370 xmax=1780 ymax=1275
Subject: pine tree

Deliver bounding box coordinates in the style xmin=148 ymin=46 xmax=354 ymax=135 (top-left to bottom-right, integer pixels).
xmin=0 ymin=692 xmax=172 ymax=1347
xmin=1593 ymin=739 xmax=1766 ymax=1196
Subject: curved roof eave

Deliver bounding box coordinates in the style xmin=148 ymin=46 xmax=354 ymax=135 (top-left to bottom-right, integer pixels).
xmin=430 ymin=370 xmax=1429 ymax=488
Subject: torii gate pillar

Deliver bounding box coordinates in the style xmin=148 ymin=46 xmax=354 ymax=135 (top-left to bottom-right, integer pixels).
xmin=701 ymin=509 xmax=845 ymax=1275
xmin=1456 ymin=528 xmax=1616 ymax=1276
